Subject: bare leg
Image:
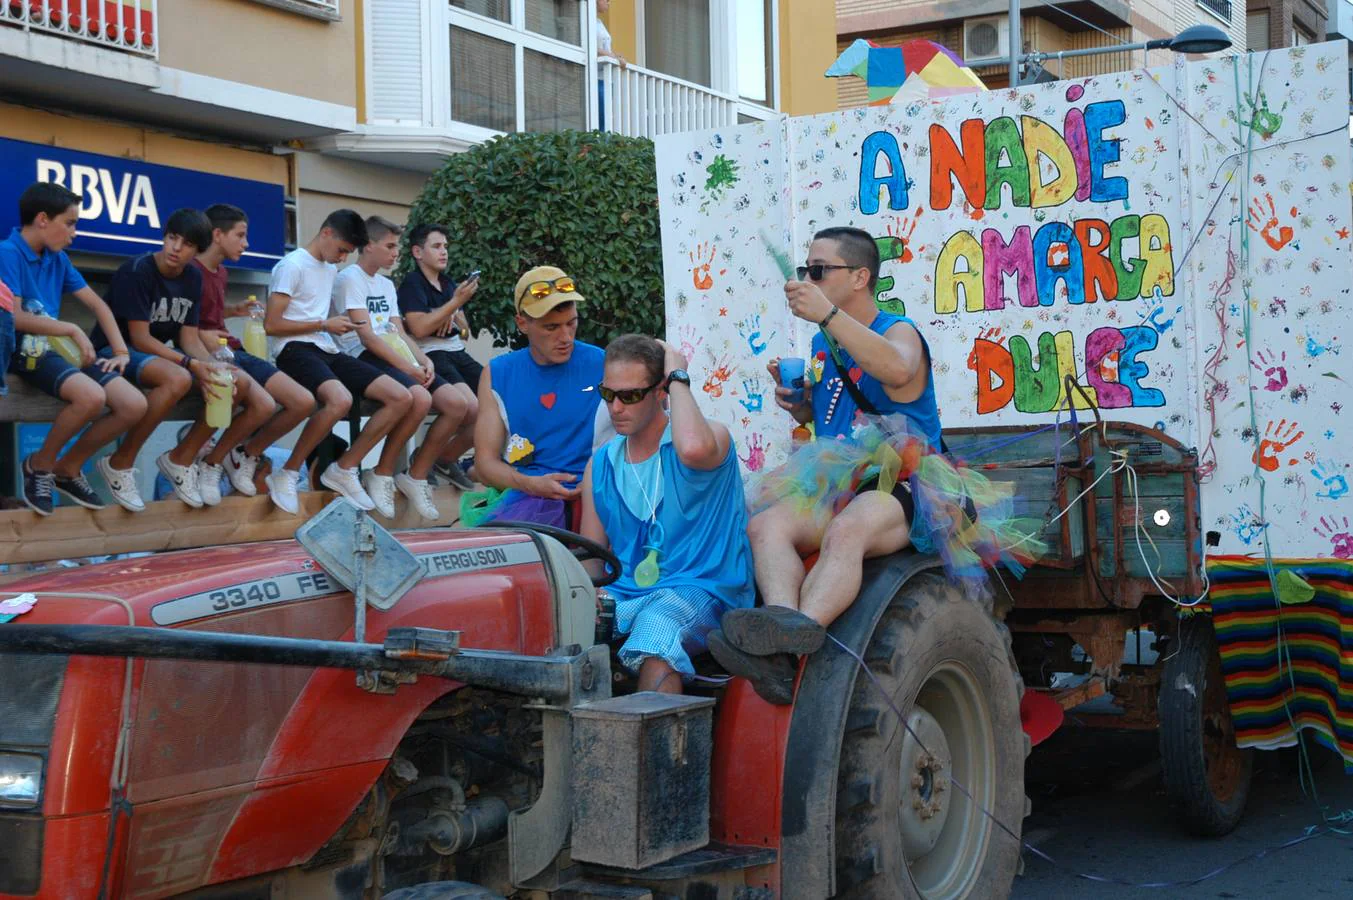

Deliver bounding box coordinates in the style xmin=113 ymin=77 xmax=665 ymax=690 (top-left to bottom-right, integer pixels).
xmin=242 ymin=372 xmax=315 ymax=457
xmin=108 ymin=360 xmax=193 ymax=470
xmin=375 ymin=383 xmax=430 ymax=476
xmin=283 ymin=380 xmax=350 ymax=473
xmin=54 ymin=377 xmax=148 ymax=478
xmin=638 ymin=657 xmax=682 ymax=694
xmin=35 ymin=374 xmax=106 ymax=472
xmin=410 ymin=384 xmax=468 ymax=480
xmin=747 ymin=501 xmax=825 ymax=610
xmin=336 ymin=376 xmax=411 ymax=470
xmin=437 ymin=383 xmax=478 ymax=463
xmin=798 ymin=491 xmax=911 ymax=628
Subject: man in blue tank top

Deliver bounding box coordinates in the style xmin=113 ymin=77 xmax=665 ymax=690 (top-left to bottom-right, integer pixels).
xmin=579 ymin=335 xmax=754 ymax=693
xmin=471 ymin=266 xmax=609 ymax=527
xmin=711 ymin=227 xmax=943 ymax=703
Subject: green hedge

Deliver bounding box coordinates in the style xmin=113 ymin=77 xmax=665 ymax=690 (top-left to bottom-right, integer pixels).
xmin=400 ymin=131 xmax=664 ymax=348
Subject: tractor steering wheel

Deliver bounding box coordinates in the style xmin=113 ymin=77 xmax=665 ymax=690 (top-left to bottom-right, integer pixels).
xmin=489 ymin=521 xmax=622 ymax=588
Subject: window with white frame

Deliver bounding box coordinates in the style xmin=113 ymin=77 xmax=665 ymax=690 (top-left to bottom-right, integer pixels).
xmin=449 ymin=0 xmax=587 ymax=133
xmin=635 ymin=0 xmax=775 ymax=105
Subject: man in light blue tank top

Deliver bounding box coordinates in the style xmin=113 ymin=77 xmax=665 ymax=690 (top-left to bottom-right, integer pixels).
xmin=713 ymin=227 xmax=943 ymax=703
xmin=471 ymin=265 xmax=610 ymax=528
xmin=579 ymin=335 xmax=754 ymax=694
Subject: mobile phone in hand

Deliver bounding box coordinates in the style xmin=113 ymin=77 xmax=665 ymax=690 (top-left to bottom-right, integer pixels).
xmin=465 ymin=270 xmax=481 ymax=282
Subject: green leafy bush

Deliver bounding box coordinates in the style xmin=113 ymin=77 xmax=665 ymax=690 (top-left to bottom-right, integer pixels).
xmin=400 ymin=131 xmax=664 ymax=348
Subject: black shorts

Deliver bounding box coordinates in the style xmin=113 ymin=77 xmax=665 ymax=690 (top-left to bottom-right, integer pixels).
xmin=276 ymin=341 xmax=386 ymax=397
xmin=858 ymin=475 xmax=977 ymax=528
xmin=358 ymin=350 xmax=449 ymax=392
xmin=427 ymin=349 xmax=483 ymax=390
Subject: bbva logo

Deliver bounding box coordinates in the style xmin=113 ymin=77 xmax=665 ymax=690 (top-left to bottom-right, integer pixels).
xmin=36 ymin=159 xmax=161 ymax=230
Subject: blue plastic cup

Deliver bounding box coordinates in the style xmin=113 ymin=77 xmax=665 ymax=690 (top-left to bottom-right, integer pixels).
xmin=779 ymin=357 xmax=806 ymax=404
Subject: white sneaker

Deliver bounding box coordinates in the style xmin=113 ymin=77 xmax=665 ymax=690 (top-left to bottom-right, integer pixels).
xmin=96 ymin=457 xmax=145 ymax=513
xmin=320 ymin=464 xmax=375 ymax=510
xmin=396 ymin=473 xmax=440 ymax=520
xmin=157 ymin=452 xmax=203 ymax=508
xmin=265 ymin=467 xmax=301 ymax=515
xmin=198 ymin=461 xmax=225 ymax=507
xmin=223 ymin=447 xmax=259 ymax=497
xmin=363 ymin=472 xmax=397 ymax=519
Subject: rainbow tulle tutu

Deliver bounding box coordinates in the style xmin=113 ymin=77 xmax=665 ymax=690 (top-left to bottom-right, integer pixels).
xmin=748 ymin=415 xmax=1046 ymax=591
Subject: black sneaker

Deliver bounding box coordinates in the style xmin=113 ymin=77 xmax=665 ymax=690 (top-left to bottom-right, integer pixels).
xmin=22 ymin=460 xmax=54 ymax=517
xmin=53 ymin=472 xmax=106 ymax=510
xmin=721 ymin=606 xmax=827 ymax=657
xmin=707 ymin=631 xmax=797 ymax=705
xmin=433 ymin=459 xmax=475 ymax=491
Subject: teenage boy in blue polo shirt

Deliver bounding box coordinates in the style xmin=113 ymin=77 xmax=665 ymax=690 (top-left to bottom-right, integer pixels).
xmin=0 ymin=182 xmax=147 ymax=515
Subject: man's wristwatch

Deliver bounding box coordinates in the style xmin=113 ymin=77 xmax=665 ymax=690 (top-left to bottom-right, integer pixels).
xmin=666 ymin=369 xmax=691 ymax=388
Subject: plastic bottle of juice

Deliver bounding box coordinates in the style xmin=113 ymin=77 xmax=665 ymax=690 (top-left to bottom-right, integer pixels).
xmin=205 ymin=339 xmax=234 ymax=429
xmin=242 ymin=295 xmax=268 ymax=359
xmin=25 ymin=303 xmax=81 ymax=365
xmin=381 ymin=330 xmax=418 ymax=365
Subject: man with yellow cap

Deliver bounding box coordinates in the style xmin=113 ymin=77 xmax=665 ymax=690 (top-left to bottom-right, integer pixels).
xmin=469 ymin=265 xmax=609 ymax=528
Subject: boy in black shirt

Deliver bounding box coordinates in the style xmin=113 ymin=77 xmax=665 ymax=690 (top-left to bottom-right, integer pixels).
xmin=93 ymin=208 xmax=277 ymax=508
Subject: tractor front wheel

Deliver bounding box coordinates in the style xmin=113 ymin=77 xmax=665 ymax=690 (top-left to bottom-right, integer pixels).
xmin=834 ymin=573 xmax=1028 ymax=899
xmin=1158 ymin=615 xmax=1253 ymax=836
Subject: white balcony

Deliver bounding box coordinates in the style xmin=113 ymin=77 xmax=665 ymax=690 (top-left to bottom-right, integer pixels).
xmin=598 ymin=58 xmax=773 ymax=139
xmin=0 ymin=0 xmax=158 ymax=58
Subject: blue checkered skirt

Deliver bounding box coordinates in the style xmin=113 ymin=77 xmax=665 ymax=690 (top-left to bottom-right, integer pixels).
xmin=614 ymin=584 xmax=724 ymax=676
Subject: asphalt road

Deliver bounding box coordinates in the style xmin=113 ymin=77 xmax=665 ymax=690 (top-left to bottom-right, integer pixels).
xmin=1011 ymin=725 xmax=1353 ymax=899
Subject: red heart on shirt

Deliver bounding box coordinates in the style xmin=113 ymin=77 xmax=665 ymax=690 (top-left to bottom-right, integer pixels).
xmin=848 ymin=367 xmax=863 ymax=383
xmin=540 ymin=392 xmax=557 ymax=409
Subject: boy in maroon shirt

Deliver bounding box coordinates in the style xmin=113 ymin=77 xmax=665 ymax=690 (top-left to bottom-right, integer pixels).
xmin=192 ymin=204 xmax=315 ymax=507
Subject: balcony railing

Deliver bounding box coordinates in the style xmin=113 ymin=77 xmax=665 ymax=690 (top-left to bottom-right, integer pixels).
xmin=0 ymin=0 xmax=158 ymax=57
xmin=598 ymin=58 xmax=772 ymax=139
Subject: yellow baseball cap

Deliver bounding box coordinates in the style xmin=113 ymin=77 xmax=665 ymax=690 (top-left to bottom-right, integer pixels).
xmin=514 ymin=265 xmax=585 ymax=318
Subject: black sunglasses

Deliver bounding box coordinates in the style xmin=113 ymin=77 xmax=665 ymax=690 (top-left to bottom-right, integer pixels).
xmin=599 ymin=380 xmax=664 ymax=405
xmin=797 ymin=263 xmax=855 ymax=281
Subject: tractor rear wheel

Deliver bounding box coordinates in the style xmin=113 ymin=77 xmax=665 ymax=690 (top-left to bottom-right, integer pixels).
xmin=1158 ymin=615 xmax=1252 ymax=836
xmin=834 ymin=572 xmax=1028 ymax=899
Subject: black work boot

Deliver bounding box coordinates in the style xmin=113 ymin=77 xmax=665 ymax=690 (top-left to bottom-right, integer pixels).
xmin=721 ymin=605 xmax=827 ymax=657
xmin=708 ymin=630 xmax=797 ymax=705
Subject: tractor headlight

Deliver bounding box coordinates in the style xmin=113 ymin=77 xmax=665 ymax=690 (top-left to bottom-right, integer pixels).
xmin=0 ymin=752 xmax=43 ymax=809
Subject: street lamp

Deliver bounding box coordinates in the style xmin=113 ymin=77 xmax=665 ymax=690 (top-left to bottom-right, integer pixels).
xmin=1018 ymin=24 xmax=1232 ymax=81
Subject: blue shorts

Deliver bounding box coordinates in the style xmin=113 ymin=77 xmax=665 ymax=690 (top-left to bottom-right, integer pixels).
xmin=613 ymin=585 xmax=725 ymax=675
xmin=11 ymin=339 xmax=121 ymax=396
xmin=96 ymin=346 xmax=159 ymax=388
xmin=233 ymin=349 xmax=280 ymax=387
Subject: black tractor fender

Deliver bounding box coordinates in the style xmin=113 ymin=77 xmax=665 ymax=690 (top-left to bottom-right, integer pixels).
xmin=778 ymin=550 xmax=945 ymax=900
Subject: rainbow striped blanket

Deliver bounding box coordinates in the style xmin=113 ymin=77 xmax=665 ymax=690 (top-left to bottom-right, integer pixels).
xmin=1208 ymin=557 xmax=1353 ymax=763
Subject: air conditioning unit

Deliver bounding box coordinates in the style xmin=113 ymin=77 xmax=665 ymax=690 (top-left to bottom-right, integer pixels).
xmin=964 ymin=15 xmax=1010 ymax=64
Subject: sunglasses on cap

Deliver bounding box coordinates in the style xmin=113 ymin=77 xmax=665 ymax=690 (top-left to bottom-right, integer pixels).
xmin=797 ymin=263 xmax=856 ymax=281
xmin=598 ymin=380 xmax=664 ymax=405
xmin=518 ymin=275 xmax=576 ymax=304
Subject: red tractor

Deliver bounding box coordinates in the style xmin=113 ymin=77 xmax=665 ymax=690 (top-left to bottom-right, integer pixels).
xmin=0 ymin=501 xmax=1028 ymax=899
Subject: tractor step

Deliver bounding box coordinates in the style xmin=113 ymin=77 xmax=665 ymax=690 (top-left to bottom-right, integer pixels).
xmin=578 ymin=842 xmax=778 ymax=880
xmin=555 ymin=881 xmax=653 ymax=900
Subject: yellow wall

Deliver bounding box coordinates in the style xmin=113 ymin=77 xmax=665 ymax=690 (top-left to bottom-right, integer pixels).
xmin=603 ymin=0 xmax=835 ymax=116
xmin=777 ymin=0 xmax=836 ymax=115
xmin=0 ymin=103 xmax=291 ymax=188
xmin=156 ymin=0 xmax=358 ymax=109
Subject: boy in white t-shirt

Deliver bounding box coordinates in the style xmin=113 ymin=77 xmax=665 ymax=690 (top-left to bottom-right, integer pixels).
xmin=264 ymin=209 xmax=413 ymax=514
xmin=332 ymin=217 xmax=471 ymax=520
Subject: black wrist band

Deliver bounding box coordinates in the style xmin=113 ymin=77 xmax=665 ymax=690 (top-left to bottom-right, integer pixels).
xmin=180 ymin=354 xmax=193 ymax=369
xmin=820 ymin=305 xmax=840 ymax=328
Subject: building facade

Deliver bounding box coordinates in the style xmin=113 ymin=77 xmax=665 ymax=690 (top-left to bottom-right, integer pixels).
xmin=835 ymin=0 xmax=1246 ymax=102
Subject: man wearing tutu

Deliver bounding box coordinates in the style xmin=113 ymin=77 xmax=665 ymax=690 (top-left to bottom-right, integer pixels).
xmin=579 ymin=335 xmax=755 ymax=693
xmin=709 ymin=227 xmax=1038 ymax=704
